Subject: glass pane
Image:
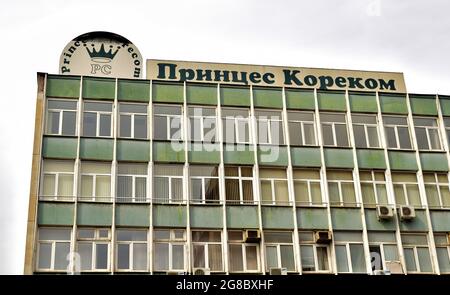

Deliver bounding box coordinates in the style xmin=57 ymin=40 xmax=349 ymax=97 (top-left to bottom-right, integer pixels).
xmin=335 ymin=124 xmax=349 ymax=147
xmin=350 ymin=244 xmax=366 ymax=273
xmin=96 ymin=244 xmax=108 ymax=269
xmin=398 ymin=127 xmax=412 ymax=149
xmin=83 ymin=112 xmax=96 ymax=136
xmin=133 ymin=243 xmax=147 ymax=270
xmin=62 ymin=111 xmax=76 ymax=135
xmin=280 ymin=245 xmax=295 ymax=271
xmin=385 ymin=127 xmax=397 ymax=148
xmin=361 ymin=183 xmax=376 ymax=205
xmin=117 ymin=244 xmax=130 ymax=269
xmin=328 ymin=182 xmax=340 ymax=204
xmin=172 ymin=245 xmax=184 ymax=270
xmin=117 ymin=176 xmax=132 ymax=201
xmin=133 ymin=115 xmax=147 ymax=139
xmin=310 ymin=183 xmax=322 ymax=205
xmin=154 ymin=105 xmax=181 ymax=116
xmin=225 ymin=179 xmax=240 ymax=203
xmin=170 ymin=116 xmax=182 ymax=140
xmin=39 ymin=228 xmax=71 ymax=240
xmin=120 ymin=103 xmax=147 ymax=114
xmin=384 ymin=245 xmax=399 ymax=262
xmin=223 ymin=118 xmax=236 ymax=143
xmin=440 ymin=186 xmax=450 ymax=207
xmin=54 ymin=242 xmax=70 ymax=270
xmin=48 ymin=100 xmax=77 ymax=110
xmin=406 ymin=184 xmax=421 ymax=206
xmin=78 ymin=229 xmax=95 ymax=239
xmin=266 ymin=246 xmax=278 ymax=269
xmin=271 ymin=120 xmax=284 ymax=145
xmin=99 ymin=114 xmax=111 ymax=137
xmin=300 ymin=245 xmax=315 ymax=271
xmin=193 ymin=245 xmax=205 ymax=268
xmin=246 ymin=245 xmax=258 ymax=271
xmin=205 ymin=178 xmax=219 ymax=202
xmin=322 ymin=124 xmax=334 ymax=145
xmin=47 ymin=111 xmax=60 ymax=134
xmin=172 ymin=178 xmax=183 ymax=202
xmin=84 ymin=102 xmax=111 ymax=112
xmin=417 ymin=247 xmax=432 ymax=272
xmin=116 ymin=230 xmax=147 ymax=241
xmin=203 ymin=117 xmax=217 ymax=142
xmin=274 ymin=180 xmax=289 ymax=204
xmin=154 ymin=177 xmax=169 ymax=202
xmin=425 ymin=185 xmax=440 ymax=207
xmin=401 ymin=234 xmax=428 ymax=245
xmin=242 ymin=180 xmax=253 ymax=203
xmin=294 ymin=180 xmax=309 ymax=204
xmin=436 ymin=247 xmax=450 ymax=273
xmin=353 ymin=125 xmax=367 ymax=148
xmin=43 ymin=174 xmax=56 ymax=196
xmin=78 ymin=243 xmax=92 ymax=271
xmin=190 ymin=117 xmax=202 ymax=141
xmin=367 ymin=126 xmax=379 ymax=147
xmin=96 ymin=175 xmax=111 ymax=198
xmin=415 ymin=128 xmax=428 ymax=149
xmin=229 ymin=244 xmax=243 ymax=272
xmin=153 ymin=116 xmax=167 ymax=140
xmin=376 ymin=184 xmax=388 ymax=204
xmin=429 ymin=129 xmax=442 ymax=150
xmin=264 ymin=232 xmax=293 ymax=243
xmin=303 ymin=123 xmax=316 ymax=145
xmin=120 ymin=114 xmax=131 ymax=137
xmin=190 ymin=179 xmax=203 ymax=202
xmin=403 ymin=248 xmax=417 ymax=272
xmin=135 ymin=177 xmax=147 ymax=201
xmin=261 ymin=180 xmax=273 ymax=203
xmin=335 ymin=245 xmax=349 ymax=272
xmin=38 ymin=243 xmax=51 ymax=269
xmin=394 ymin=184 xmax=406 ymax=205
xmin=317 ymin=247 xmax=329 ymax=271
xmin=154 ymin=243 xmax=169 ymax=270
xmin=289 ymin=122 xmax=302 ymax=145
xmin=321 ymin=113 xmax=345 ymax=123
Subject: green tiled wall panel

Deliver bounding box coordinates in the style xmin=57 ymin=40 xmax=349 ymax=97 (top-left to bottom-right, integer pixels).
xmin=226 ymin=206 xmax=260 ymax=228
xmin=37 ymin=202 xmax=74 ymax=225
xmin=153 ymin=205 xmax=187 ymax=227
xmin=285 ymin=89 xmax=315 ymax=110
xmin=430 ymin=211 xmax=450 ymax=231
xmin=190 ymin=206 xmax=223 ymax=228
xmin=253 ymin=88 xmax=283 ymax=109
xmin=398 ymin=209 xmax=428 ymax=231
xmin=296 ymin=208 xmax=329 ymax=230
xmin=379 ymin=94 xmax=408 ymax=114
xmin=420 ymin=153 xmax=449 ymax=172
xmin=82 ymin=77 xmax=115 ymax=100
xmin=331 ymin=208 xmax=363 ymax=230
xmin=117 ymin=140 xmax=150 ymax=162
xmin=223 ymin=145 xmax=255 ymax=165
xmin=349 ymin=93 xmax=378 ymax=113
xmin=439 ymin=97 xmax=450 ymax=116
xmin=318 ymin=91 xmax=346 ymax=111
xmin=79 ymin=138 xmax=114 ymax=160
xmin=152 ymin=142 xmax=185 ymax=163
xmin=290 ymin=147 xmax=322 ymax=167
xmin=46 ymin=75 xmax=80 ymax=98
xmin=356 ymin=149 xmax=387 ymax=169
xmin=220 ymin=86 xmax=251 ymax=106
xmin=152 ymin=82 xmax=184 ymax=103
xmin=186 ymin=84 xmax=217 ymax=105
xmin=324 ymin=148 xmax=354 ymax=168
xmin=258 ymin=146 xmax=288 ymax=166
xmin=388 ymin=151 xmax=418 ymax=171
xmin=188 ymin=143 xmax=221 ymax=164
xmin=409 ymin=95 xmax=437 ymax=116
xmin=77 ymin=203 xmax=112 ymax=226
xmin=42 ymin=137 xmax=77 ymax=159
xmin=364 ymin=209 xmax=397 ymax=231
xmin=115 ymin=204 xmax=150 ymax=226
xmin=117 ymin=79 xmax=150 ymax=102
xmin=261 ymin=206 xmax=294 ymax=229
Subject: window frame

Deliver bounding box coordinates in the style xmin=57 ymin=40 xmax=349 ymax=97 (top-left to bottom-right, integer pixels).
xmin=153 ymin=104 xmax=183 ymax=141
xmin=189 ymin=166 xmax=220 ymax=204
xmin=153 ymin=229 xmax=187 ymax=272
xmin=334 ymin=240 xmax=366 ymax=273
xmin=224 ymin=166 xmax=255 ymax=205
xmin=401 ymin=233 xmax=433 ymax=274
xmin=221 ymin=108 xmax=251 ymax=144
xmin=327 ymin=170 xmax=357 ymax=207
xmin=264 ymin=231 xmax=296 ymax=272
xmin=255 ymin=110 xmax=285 ymax=145
xmin=36 ymin=228 xmax=72 ymax=272
xmin=434 ymin=233 xmax=450 ymax=274
xmin=259 ymin=168 xmax=290 ymax=206
xmin=413 ymin=116 xmax=442 ymax=151
xmin=383 ymin=115 xmax=412 ymax=150
xmin=320 ymin=113 xmax=349 ymax=147
xmin=40 ymin=160 xmax=75 ymax=201
xmin=188 ymin=106 xmax=217 ymax=142
xmin=82 ymin=101 xmax=113 ymax=138
xmin=79 ymin=162 xmax=112 ymax=202
xmin=423 ymin=173 xmax=450 ymax=209
xmin=115 ymin=230 xmax=148 ymax=272
xmin=227 ymin=231 xmax=260 ymax=273
xmin=352 ymin=114 xmax=381 ymax=148
xmin=292 ymin=169 xmax=323 ymax=206
xmin=45 ymin=98 xmax=78 ymax=136
xmin=116 ymin=163 xmax=148 ymax=203
xmin=298 ymin=231 xmax=331 ymax=273
xmin=191 ymin=230 xmax=223 ymax=272
xmin=153 ymin=164 xmax=184 ymax=204
xmin=287 ymin=111 xmax=317 ymax=146
xmin=359 ymin=170 xmax=389 ymax=207
xmin=76 ymin=228 xmax=111 ymax=272
xmin=118 ymin=102 xmax=148 ymax=139
xmin=391 ymin=173 xmax=422 ymax=207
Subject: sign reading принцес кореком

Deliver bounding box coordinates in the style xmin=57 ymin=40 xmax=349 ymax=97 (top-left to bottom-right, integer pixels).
xmin=147 ymin=59 xmax=406 ymax=93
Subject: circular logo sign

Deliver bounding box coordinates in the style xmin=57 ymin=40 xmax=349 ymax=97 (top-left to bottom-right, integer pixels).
xmin=59 ymin=31 xmax=143 ymax=78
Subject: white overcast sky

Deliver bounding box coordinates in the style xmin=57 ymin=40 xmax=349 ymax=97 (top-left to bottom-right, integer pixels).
xmin=1 ymin=0 xmax=450 ymax=274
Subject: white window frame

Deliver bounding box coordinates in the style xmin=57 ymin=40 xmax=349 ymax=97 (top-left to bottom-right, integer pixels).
xmin=298 ymin=232 xmax=331 ymax=273
xmin=259 ymin=170 xmax=290 ymax=205
xmin=383 ymin=116 xmax=412 ymax=150
xmin=264 ymin=232 xmax=295 ymax=272
xmin=392 ymin=173 xmax=421 ymax=207
xmin=352 ymin=114 xmax=381 ymax=148
xmin=82 ymin=102 xmax=113 ymax=138
xmin=256 ymin=112 xmax=284 ymax=145
xmin=115 ymin=231 xmax=148 ymax=272
xmin=153 ymin=166 xmax=184 ymax=204
xmin=153 ymin=229 xmax=186 ymax=272
xmin=77 ymin=228 xmax=110 ymax=272
xmin=334 ymin=241 xmax=366 ymax=273
xmin=191 ymin=230 xmax=223 ymax=272
xmin=189 ymin=107 xmax=217 ymax=142
xmin=118 ymin=103 xmax=148 ymax=139
xmin=153 ymin=104 xmax=183 ymax=141
xmin=45 ymin=99 xmax=78 ymax=136
xmin=36 ymin=228 xmax=72 ymax=272
xmin=414 ymin=116 xmax=442 ymax=151
xmin=401 ymin=233 xmax=433 ymax=274
xmin=327 ymin=172 xmax=357 ymax=207
xmin=79 ymin=165 xmax=112 ymax=202
xmin=320 ymin=113 xmax=349 ymax=147
xmin=369 ymin=242 xmax=399 ymax=271
xmin=189 ymin=168 xmax=220 ymax=204
xmin=288 ymin=111 xmax=317 ymax=146
xmin=222 ymin=108 xmax=251 ymax=144
xmin=224 ymin=166 xmax=254 ymax=204
xmin=117 ymin=169 xmax=148 ymax=203
xmin=359 ymin=171 xmax=388 ymax=206
xmin=293 ymin=170 xmax=323 ymax=206
xmin=40 ymin=161 xmax=75 ymax=201
xmin=435 ymin=234 xmax=450 ymax=274
xmin=424 ymin=173 xmax=450 ymax=208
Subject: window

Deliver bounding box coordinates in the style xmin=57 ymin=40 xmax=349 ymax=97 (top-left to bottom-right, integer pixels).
xmin=119 ymin=103 xmax=147 ymax=139
xmin=443 ymin=117 xmax=450 ymax=148
xmin=414 ymin=117 xmax=442 ymax=150
xmin=46 ymin=99 xmax=77 ymax=135
xmin=368 ymin=232 xmax=400 ymax=272
xmin=320 ymin=113 xmax=349 ymax=147
xmin=352 ymin=114 xmax=380 ymax=148
xmin=116 ymin=229 xmax=148 ymax=271
xmin=256 ymin=110 xmax=284 ymax=144
xmin=40 ymin=160 xmax=74 ymax=201
xmin=264 ymin=231 xmax=295 ymax=272
xmin=334 ymin=232 xmax=366 ymax=273
xmin=224 ymin=166 xmax=254 ymax=204
xmin=80 ymin=162 xmax=111 ymax=202
xmin=298 ymin=231 xmax=330 ymax=272
xmin=116 ymin=163 xmax=148 ymax=203
xmin=359 ymin=171 xmax=388 ymax=206
xmin=222 ymin=108 xmax=250 ymax=144
xmin=327 ymin=171 xmax=357 ymax=206
xmin=77 ymin=228 xmax=110 ymax=272
xmin=192 ymin=231 xmax=223 ymax=272
xmin=259 ymin=168 xmax=289 ymax=205
xmin=383 ymin=116 xmax=412 ymax=149
xmin=392 ymin=173 xmax=421 ymax=207
xmin=434 ymin=233 xmax=450 ymax=273
xmin=153 ymin=229 xmax=186 ymax=272
xmin=288 ymin=111 xmax=317 ymax=146
xmin=401 ymin=234 xmax=433 ymax=273
xmin=153 ymin=164 xmax=184 ymax=203
xmin=82 ymin=101 xmax=113 ymax=137
xmin=36 ymin=228 xmax=71 ymax=271
xmin=153 ymin=105 xmax=183 ymax=140
xmin=189 ymin=107 xmax=216 ymax=142
xmin=190 ymin=166 xmax=220 ymax=204
xmin=424 ymin=173 xmax=450 ymax=208
xmin=227 ymin=231 xmax=260 ymax=273
xmin=293 ymin=170 xmax=322 ymax=206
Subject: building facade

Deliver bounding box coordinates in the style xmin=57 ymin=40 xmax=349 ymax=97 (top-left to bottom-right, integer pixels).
xmin=24 ymin=34 xmax=450 ymax=275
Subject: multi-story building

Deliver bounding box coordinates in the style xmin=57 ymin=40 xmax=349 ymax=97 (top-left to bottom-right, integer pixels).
xmin=24 ymin=32 xmax=450 ymax=275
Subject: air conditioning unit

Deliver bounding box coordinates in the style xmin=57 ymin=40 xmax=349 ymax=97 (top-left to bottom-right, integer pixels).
xmin=269 ymin=267 xmax=288 ymax=275
xmin=373 ymin=269 xmax=391 ymax=275
xmin=167 ymin=271 xmax=185 ymax=275
xmin=400 ymin=205 xmax=416 ymax=221
xmin=244 ymin=230 xmax=261 ymax=243
xmin=193 ymin=268 xmax=211 ymax=275
xmin=386 ymin=261 xmax=404 ymax=274
xmin=376 ymin=205 xmax=394 ymax=220
xmin=315 ymin=231 xmax=332 ymax=244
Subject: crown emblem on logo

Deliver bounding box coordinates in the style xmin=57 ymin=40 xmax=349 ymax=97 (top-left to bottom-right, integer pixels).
xmin=84 ymin=43 xmax=120 ymax=63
